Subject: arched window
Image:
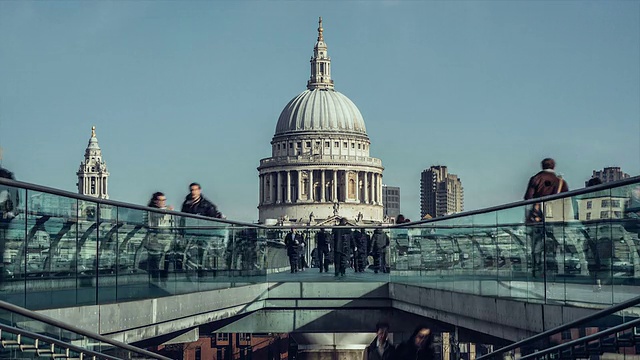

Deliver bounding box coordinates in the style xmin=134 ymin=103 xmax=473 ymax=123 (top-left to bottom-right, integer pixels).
xmin=348 ymin=179 xmax=356 ymax=198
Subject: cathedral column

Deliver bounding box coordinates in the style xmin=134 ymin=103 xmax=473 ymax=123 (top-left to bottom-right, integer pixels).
xmin=355 ymin=171 xmax=360 ymax=202
xmin=378 ymin=174 xmax=383 ymax=205
xmin=372 ymin=173 xmax=378 ymax=205
xmin=333 ymin=170 xmax=338 ymax=202
xmin=286 ymin=171 xmax=291 ymax=203
xmin=259 ymin=175 xmax=264 ymax=205
xmin=297 ymin=170 xmax=302 ymax=203
xmin=277 ymin=172 xmax=283 ymax=204
xmin=320 ymin=170 xmax=325 ymax=202
xmin=269 ymin=173 xmax=275 ymax=204
xmin=363 ymin=171 xmax=369 ymax=204
xmin=308 ymin=170 xmax=314 ymax=201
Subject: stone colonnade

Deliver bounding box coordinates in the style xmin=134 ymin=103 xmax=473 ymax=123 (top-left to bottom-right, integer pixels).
xmin=259 ymin=169 xmax=383 ymax=205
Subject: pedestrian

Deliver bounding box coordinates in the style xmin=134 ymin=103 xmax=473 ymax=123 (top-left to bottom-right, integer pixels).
xmin=353 ymin=229 xmax=368 ymax=272
xmin=181 ymin=182 xmax=223 ymax=218
xmin=524 ymin=158 xmax=569 ymax=201
xmin=371 ymin=227 xmax=390 ymax=274
xmin=333 ymin=218 xmax=354 ymax=277
xmin=144 ymin=192 xmax=175 ymax=281
xmin=316 ymin=228 xmax=330 ymax=273
xmin=394 ymin=325 xmax=434 ymax=360
xmin=285 ymin=229 xmax=302 ymax=273
xmin=298 ymin=232 xmax=308 ymax=271
xmin=524 ymin=158 xmax=569 ymax=278
xmin=366 ymin=322 xmax=395 ymax=360
xmin=0 ymin=167 xmax=18 ymax=283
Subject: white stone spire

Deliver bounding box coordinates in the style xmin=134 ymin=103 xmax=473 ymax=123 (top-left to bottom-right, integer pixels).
xmin=307 ymin=17 xmax=334 ymax=90
xmin=77 ymin=126 xmax=109 ymax=199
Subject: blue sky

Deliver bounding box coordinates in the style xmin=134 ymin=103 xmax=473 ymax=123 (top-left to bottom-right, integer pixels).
xmin=1 ymin=1 xmax=638 ymax=222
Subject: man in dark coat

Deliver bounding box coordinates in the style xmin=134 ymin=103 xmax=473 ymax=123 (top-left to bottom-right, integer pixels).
xmin=316 ymin=229 xmax=330 ymax=273
xmin=394 ymin=326 xmax=435 ymax=360
xmin=333 ymin=218 xmax=354 ymax=277
xmin=0 ymin=167 xmax=18 ymax=284
xmin=366 ymin=322 xmax=395 ymax=360
xmin=181 ymin=182 xmax=223 ymax=218
xmin=284 ymin=229 xmax=302 ymax=273
xmin=371 ymin=228 xmax=390 ymax=274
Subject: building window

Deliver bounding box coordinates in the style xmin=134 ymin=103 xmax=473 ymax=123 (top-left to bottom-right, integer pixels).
xmin=586 ymin=201 xmax=592 ymax=209
xmin=343 ymin=142 xmax=347 ymax=148
xmin=363 ymin=145 xmax=366 ymax=150
xmin=334 ymin=141 xmax=339 ymax=147
xmin=297 ymin=142 xmax=301 ymax=148
xmin=306 ymin=141 xmax=311 ymax=147
xmin=358 ymin=144 xmax=361 ymax=149
xmin=325 ymin=141 xmax=330 ymax=147
xmin=216 ymin=333 xmax=229 ymax=342
xmin=586 ymin=212 xmax=591 ymax=220
xmin=195 ymin=347 xmax=201 ymax=360
xmin=561 ymin=330 xmax=572 ymax=340
xmin=611 ymin=200 xmax=620 ymax=208
xmin=600 ymin=211 xmax=610 ymax=219
xmin=289 ymin=143 xmax=293 ymax=148
xmin=239 ymin=333 xmax=251 ymax=342
xmin=277 ymin=144 xmax=280 ymax=150
xmin=613 ymin=211 xmax=622 ymax=218
xmin=601 ymin=200 xmax=610 ymax=208
xmin=351 ymin=143 xmax=355 ymax=148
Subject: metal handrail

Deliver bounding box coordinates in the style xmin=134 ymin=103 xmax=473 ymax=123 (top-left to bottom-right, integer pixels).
xmin=3 ymin=175 xmax=638 ymax=230
xmin=0 ymin=177 xmax=266 ymax=228
xmin=518 ymin=317 xmax=640 ymax=360
xmin=477 ymin=295 xmax=640 ymax=360
xmin=0 ymin=323 xmax=122 ymax=360
xmin=393 ymin=175 xmax=640 ymax=228
xmin=0 ymin=300 xmax=171 ymax=360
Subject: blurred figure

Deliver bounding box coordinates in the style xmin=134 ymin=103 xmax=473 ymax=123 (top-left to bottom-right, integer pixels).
xmin=298 ymin=232 xmax=308 ymax=271
xmin=396 ymin=214 xmax=411 ymax=224
xmin=144 ymin=192 xmax=174 ymax=281
xmin=148 ymin=192 xmax=174 ymax=210
xmin=353 ymin=229 xmax=368 ymax=272
xmin=366 ymin=322 xmax=395 ymax=360
xmin=181 ymin=182 xmax=222 ymax=218
xmin=285 ymin=229 xmax=302 ymax=273
xmin=316 ymin=228 xmax=330 ymax=273
xmin=586 ymin=176 xmax=603 ymax=187
xmin=371 ymin=228 xmax=390 ymax=274
xmin=0 ymin=167 xmax=18 ymax=283
xmin=395 ymin=326 xmax=434 ymax=360
xmin=333 ymin=218 xmax=354 ymax=277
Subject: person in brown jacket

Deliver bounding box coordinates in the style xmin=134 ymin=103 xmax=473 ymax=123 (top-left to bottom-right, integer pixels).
xmin=524 ymin=158 xmax=569 ymax=278
xmin=524 ymin=158 xmax=569 ymax=200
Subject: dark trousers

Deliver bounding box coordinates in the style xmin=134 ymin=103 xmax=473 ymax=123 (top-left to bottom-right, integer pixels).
xmin=318 ymin=248 xmax=329 ymax=272
xmin=289 ymin=256 xmax=298 ymax=273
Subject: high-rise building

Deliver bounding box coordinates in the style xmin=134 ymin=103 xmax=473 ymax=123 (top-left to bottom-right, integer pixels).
xmin=586 ymin=167 xmax=630 ymax=186
xmin=420 ymin=166 xmax=463 ymax=219
xmin=258 ymin=18 xmax=384 ymax=225
xmin=382 ymin=185 xmax=400 ymax=220
xmin=76 ymin=126 xmax=109 ymax=199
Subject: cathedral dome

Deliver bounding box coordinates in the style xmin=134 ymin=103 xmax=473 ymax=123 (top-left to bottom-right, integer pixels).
xmin=274 ymin=89 xmax=367 ymax=136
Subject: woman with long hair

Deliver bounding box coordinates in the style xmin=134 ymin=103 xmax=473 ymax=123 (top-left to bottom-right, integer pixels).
xmin=395 ymin=325 xmax=435 ymax=360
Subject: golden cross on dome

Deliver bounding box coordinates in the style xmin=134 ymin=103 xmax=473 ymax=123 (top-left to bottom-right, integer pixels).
xmin=91 ymin=126 xmax=96 ymax=137
xmin=318 ymin=17 xmax=323 ymax=42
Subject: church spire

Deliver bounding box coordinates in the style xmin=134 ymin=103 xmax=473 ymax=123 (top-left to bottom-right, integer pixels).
xmin=307 ymin=17 xmax=334 ymax=90
xmin=77 ymin=125 xmax=109 ymax=199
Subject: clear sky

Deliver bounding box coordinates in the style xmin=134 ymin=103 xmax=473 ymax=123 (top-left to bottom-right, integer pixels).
xmin=1 ymin=1 xmax=638 ymax=222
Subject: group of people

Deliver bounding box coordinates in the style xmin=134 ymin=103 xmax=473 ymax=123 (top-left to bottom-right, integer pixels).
xmin=366 ymin=322 xmax=435 ymax=360
xmin=285 ymin=218 xmax=392 ymax=277
xmin=147 ymin=182 xmax=223 ymax=219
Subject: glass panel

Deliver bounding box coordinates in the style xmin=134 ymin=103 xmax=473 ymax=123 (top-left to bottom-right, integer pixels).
xmin=470 ymin=211 xmax=498 ymax=297
xmin=495 ymin=205 xmax=529 ymax=301
xmin=76 ymin=199 xmax=98 ymax=306
xmin=115 ymin=206 xmax=151 ymax=301
xmin=0 ymin=184 xmax=25 ymax=306
xmin=23 ymin=191 xmax=78 ymax=309
xmin=612 ymin=182 xmax=639 ymax=305
xmin=97 ymin=203 xmax=117 ymax=304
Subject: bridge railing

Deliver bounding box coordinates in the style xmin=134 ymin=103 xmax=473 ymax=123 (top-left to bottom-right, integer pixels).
xmin=0 ymin=176 xmax=639 ymax=311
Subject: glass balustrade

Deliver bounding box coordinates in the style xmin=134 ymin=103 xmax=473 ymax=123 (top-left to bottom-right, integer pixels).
xmin=0 ymin=176 xmax=639 ymax=312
